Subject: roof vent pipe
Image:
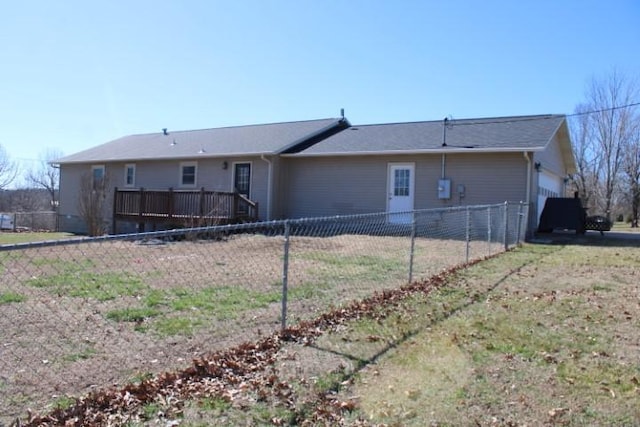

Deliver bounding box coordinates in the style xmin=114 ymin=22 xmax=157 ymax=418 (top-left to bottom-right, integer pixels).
xmin=340 ymin=108 xmax=345 ymax=119
xmin=442 ymin=117 xmax=448 ymax=147
xmin=162 ymin=128 xmax=168 ymax=136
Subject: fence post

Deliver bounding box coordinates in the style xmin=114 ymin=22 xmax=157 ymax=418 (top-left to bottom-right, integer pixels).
xmin=503 ymin=201 xmax=509 ymax=251
xmin=408 ymin=211 xmax=416 ymax=283
xmin=465 ymin=207 xmax=471 ymax=263
xmin=281 ymin=220 xmax=291 ymax=330
xmin=516 ymin=201 xmax=524 ymax=245
xmin=487 ymin=206 xmax=492 ymax=255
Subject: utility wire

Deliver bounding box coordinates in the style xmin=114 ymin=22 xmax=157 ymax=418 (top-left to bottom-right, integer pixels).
xmin=447 ymin=101 xmax=640 ymax=127
xmin=567 ymin=102 xmax=640 ymax=117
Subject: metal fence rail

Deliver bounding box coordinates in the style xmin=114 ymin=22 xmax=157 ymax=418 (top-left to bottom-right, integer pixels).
xmin=0 ymin=202 xmax=528 ymax=422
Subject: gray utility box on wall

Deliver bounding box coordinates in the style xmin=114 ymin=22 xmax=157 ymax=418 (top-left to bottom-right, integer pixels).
xmin=438 ymin=179 xmax=451 ymax=199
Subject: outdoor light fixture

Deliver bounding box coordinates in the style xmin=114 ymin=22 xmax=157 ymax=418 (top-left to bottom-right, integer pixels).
xmin=222 ymin=161 xmax=228 ymax=170
xmin=534 ymin=162 xmax=541 ymax=172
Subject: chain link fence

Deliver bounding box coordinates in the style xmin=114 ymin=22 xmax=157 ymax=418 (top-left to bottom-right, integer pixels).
xmin=0 ymin=202 xmax=528 ymax=422
xmin=0 ymin=211 xmax=58 ymax=231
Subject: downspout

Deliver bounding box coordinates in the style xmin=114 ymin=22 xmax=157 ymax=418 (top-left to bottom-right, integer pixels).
xmin=260 ymin=154 xmax=273 ymax=221
xmin=523 ymin=152 xmax=532 ymax=237
xmin=523 ymin=152 xmax=532 ymax=204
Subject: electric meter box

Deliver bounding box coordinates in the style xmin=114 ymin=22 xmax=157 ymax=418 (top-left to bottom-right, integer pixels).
xmin=438 ymin=179 xmax=451 ymax=199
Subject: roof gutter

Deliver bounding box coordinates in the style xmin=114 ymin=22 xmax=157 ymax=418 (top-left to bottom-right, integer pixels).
xmin=56 ymin=152 xmax=278 ymax=165
xmin=282 ymin=146 xmax=548 ymax=158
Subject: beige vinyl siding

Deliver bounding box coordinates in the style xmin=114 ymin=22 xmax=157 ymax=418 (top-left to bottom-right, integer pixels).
xmin=440 ymin=152 xmax=528 ymax=206
xmin=282 ymin=156 xmax=387 ymax=218
xmin=58 ymin=163 xmax=92 ymax=220
xmin=283 ymin=152 xmax=528 ymax=219
xmin=533 ymin=133 xmax=565 ymax=176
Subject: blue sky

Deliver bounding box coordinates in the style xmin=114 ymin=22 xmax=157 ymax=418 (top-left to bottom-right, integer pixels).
xmin=1 ymin=0 xmax=639 ymax=178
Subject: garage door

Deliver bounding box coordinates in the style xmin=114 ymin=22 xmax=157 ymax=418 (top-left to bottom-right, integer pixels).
xmin=537 ymin=171 xmax=563 ymax=222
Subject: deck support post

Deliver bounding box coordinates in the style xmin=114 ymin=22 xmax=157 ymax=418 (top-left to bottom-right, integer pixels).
xmin=199 ymin=187 xmax=205 ymax=219
xmin=168 ymin=188 xmax=174 ymax=221
xmin=112 ymin=187 xmax=118 ymax=234
xmin=138 ymin=187 xmax=145 ymax=232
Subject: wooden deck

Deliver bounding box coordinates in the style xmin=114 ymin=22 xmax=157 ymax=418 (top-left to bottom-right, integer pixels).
xmin=113 ymin=187 xmax=258 ymax=232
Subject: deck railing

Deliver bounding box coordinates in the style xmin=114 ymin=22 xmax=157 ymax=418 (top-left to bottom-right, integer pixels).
xmin=113 ymin=187 xmax=258 ymax=231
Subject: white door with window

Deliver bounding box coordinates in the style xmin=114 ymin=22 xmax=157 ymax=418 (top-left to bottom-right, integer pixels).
xmin=388 ymin=163 xmax=415 ymax=224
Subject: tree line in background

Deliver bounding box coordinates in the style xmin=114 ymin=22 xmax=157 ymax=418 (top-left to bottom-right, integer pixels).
xmin=0 ymin=70 xmax=638 ymax=228
xmin=570 ymin=70 xmax=640 ymax=226
xmin=0 ymin=148 xmax=62 ymax=213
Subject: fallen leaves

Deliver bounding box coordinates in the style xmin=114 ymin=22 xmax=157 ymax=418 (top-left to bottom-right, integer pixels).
xmin=20 ymin=260 xmax=476 ymax=426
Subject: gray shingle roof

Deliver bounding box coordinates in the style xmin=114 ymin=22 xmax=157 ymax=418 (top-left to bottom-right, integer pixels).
xmin=291 ymin=114 xmax=568 ymax=155
xmin=56 ymin=118 xmax=343 ymax=164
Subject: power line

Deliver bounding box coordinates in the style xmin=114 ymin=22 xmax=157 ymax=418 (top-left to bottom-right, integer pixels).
xmin=566 ymin=102 xmax=640 ymax=117
xmin=447 ymin=101 xmax=640 ymax=127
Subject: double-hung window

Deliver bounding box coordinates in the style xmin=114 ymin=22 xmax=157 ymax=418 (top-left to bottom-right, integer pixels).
xmin=124 ymin=164 xmax=136 ymax=187
xmin=180 ymin=161 xmax=197 ymax=187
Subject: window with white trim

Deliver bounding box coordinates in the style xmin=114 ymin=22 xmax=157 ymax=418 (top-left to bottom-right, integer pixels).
xmin=180 ymin=161 xmax=197 ymax=187
xmin=124 ymin=164 xmax=136 ymax=187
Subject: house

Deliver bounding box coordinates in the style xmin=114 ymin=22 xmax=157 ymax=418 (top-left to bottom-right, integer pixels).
xmin=55 ymin=118 xmax=349 ymax=234
xmin=280 ymin=115 xmax=576 ymax=235
xmin=55 ymin=114 xmax=575 ymax=236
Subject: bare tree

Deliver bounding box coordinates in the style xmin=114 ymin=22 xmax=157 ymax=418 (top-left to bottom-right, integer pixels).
xmin=582 ymin=71 xmax=638 ymax=220
xmin=623 ymin=127 xmax=640 ymax=226
xmin=27 ymin=148 xmax=63 ymax=209
xmin=5 ymin=188 xmax=49 ymax=212
xmin=0 ymin=144 xmax=18 ymax=190
xmin=569 ymin=104 xmax=600 ymax=211
xmin=78 ymin=171 xmax=110 ymax=236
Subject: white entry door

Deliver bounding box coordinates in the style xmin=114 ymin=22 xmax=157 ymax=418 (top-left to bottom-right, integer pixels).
xmin=388 ymin=163 xmax=415 ymax=224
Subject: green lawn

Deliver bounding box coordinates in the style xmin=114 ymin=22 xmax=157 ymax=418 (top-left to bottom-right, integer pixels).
xmin=0 ymin=232 xmax=77 ymax=245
